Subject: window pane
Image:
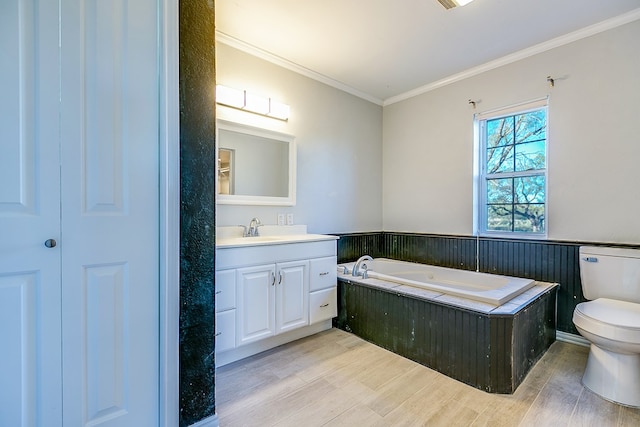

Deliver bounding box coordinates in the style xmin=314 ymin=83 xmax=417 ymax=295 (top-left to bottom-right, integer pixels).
xmin=487 ymin=178 xmax=513 ymax=203
xmin=514 ymin=176 xmax=545 ymax=203
xmin=515 ymin=140 xmax=545 ymax=171
xmin=515 ymin=110 xmax=546 ymax=143
xmin=487 ymin=146 xmax=514 ymax=173
xmin=514 ymin=204 xmax=545 ymax=232
xmin=486 ymin=117 xmax=514 ymax=148
xmin=479 ymin=103 xmax=547 ymax=236
xmin=487 ymin=205 xmax=512 ymax=231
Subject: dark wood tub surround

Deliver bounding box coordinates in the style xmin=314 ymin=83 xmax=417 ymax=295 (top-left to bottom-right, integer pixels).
xmin=336 ymin=276 xmax=557 ymax=394
xmin=337 ymin=232 xmax=640 ymax=336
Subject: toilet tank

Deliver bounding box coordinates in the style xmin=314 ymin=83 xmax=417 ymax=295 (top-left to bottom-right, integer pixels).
xmin=579 ymin=246 xmax=640 ymax=302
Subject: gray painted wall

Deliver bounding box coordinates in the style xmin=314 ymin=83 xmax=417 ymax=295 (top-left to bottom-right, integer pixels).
xmin=216 ymin=43 xmax=383 ymax=234
xmin=216 ymin=19 xmax=640 ymax=245
xmin=383 ymin=20 xmax=640 ymax=244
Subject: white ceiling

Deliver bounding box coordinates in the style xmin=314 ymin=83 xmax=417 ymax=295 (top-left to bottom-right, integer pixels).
xmin=216 ymin=0 xmax=640 ymax=105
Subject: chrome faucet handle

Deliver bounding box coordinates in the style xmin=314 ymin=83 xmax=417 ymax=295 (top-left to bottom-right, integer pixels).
xmin=248 ymin=217 xmax=262 ymax=236
xmin=237 ymin=225 xmax=248 ymax=237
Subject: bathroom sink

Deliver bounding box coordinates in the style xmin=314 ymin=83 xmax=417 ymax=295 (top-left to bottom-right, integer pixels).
xmin=241 ymin=236 xmax=288 ymax=242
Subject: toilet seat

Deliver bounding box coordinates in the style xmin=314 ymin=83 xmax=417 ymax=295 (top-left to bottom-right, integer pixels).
xmin=573 ymin=298 xmax=640 ymax=344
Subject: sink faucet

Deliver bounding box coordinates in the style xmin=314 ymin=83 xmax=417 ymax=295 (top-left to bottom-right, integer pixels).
xmin=247 ymin=217 xmax=262 ymax=237
xmin=352 ymin=255 xmax=373 ymax=277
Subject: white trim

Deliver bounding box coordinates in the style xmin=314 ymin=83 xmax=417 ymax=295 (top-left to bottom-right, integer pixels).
xmin=556 ymin=330 xmax=590 ymax=347
xmin=475 ymin=96 xmax=549 ymax=121
xmin=217 ymin=9 xmax=640 ymax=107
xmin=159 ymin=0 xmax=180 ymax=425
xmin=476 ymin=101 xmax=548 ymax=238
xmin=215 ymin=32 xmax=384 ymax=106
xmin=384 ymin=8 xmax=640 ymax=105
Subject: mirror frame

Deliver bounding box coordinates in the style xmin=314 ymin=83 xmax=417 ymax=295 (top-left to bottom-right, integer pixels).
xmin=216 ymin=119 xmax=296 ymax=206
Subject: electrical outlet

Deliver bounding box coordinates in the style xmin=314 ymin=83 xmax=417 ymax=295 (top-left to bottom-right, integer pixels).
xmin=286 ymin=213 xmax=294 ymax=225
xmin=277 ymin=213 xmax=285 ymax=226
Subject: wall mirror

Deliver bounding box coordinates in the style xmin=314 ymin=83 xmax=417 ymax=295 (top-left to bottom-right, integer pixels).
xmin=216 ymin=119 xmax=296 ymax=206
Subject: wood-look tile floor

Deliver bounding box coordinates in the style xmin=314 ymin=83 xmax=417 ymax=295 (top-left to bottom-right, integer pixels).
xmin=216 ymin=328 xmax=640 ymax=426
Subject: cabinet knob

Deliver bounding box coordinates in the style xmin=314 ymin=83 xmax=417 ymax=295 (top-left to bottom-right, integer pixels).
xmin=44 ymin=239 xmax=57 ymax=248
xmin=320 ymin=303 xmax=329 ymax=308
xmin=319 ymin=271 xmax=329 ymax=276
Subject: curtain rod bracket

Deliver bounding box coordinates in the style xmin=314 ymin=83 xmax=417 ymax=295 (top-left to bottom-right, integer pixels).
xmin=547 ymin=76 xmax=555 ymax=87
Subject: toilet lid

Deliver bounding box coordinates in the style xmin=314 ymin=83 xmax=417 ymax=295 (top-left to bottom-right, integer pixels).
xmin=574 ymin=298 xmax=640 ymax=343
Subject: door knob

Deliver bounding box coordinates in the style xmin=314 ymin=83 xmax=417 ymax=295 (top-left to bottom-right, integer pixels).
xmin=44 ymin=239 xmax=57 ymax=248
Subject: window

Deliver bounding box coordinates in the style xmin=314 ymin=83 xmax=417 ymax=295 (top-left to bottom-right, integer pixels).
xmin=476 ymin=100 xmax=547 ymax=236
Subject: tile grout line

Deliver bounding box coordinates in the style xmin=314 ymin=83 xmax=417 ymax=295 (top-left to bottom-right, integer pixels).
xmin=567 ymin=387 xmax=584 ymax=425
xmin=516 ymin=363 xmax=556 ymax=427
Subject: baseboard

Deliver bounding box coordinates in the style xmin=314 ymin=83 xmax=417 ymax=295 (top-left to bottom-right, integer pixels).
xmin=215 ymin=320 xmax=333 ymax=367
xmin=556 ymin=330 xmax=590 ymax=347
xmin=189 ymin=414 xmax=219 ymax=427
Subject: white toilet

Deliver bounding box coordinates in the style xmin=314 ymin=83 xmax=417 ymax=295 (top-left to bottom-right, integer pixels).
xmin=573 ymin=246 xmax=640 ymax=407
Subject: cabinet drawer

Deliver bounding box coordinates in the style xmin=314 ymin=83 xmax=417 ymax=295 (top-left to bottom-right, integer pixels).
xmin=215 ymin=269 xmax=236 ymax=312
xmin=215 ymin=309 xmax=236 ymax=353
xmin=309 ymin=256 xmax=337 ymax=292
xmin=309 ymin=287 xmax=337 ymax=324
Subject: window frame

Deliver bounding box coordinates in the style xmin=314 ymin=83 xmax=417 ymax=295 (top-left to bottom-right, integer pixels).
xmin=474 ymin=98 xmax=549 ymax=239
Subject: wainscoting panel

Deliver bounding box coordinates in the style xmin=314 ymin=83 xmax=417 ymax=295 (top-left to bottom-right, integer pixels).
xmin=384 ymin=233 xmax=477 ymax=271
xmin=336 ymin=232 xmax=640 ymax=335
xmin=479 ymin=239 xmax=581 ymax=334
xmin=336 ymin=232 xmax=385 ymax=263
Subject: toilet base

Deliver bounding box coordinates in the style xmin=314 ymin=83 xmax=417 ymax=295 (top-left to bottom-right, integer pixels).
xmin=583 ymin=344 xmax=640 ymax=408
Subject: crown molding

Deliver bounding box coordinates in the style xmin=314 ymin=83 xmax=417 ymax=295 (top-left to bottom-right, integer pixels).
xmin=215 ymin=32 xmax=384 ymax=106
xmin=216 ymin=8 xmax=640 ymax=108
xmin=384 ymin=7 xmax=640 ymax=106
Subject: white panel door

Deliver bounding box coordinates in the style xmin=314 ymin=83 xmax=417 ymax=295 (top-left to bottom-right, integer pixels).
xmin=0 ymin=0 xmax=161 ymax=426
xmin=60 ymin=0 xmax=160 ymax=426
xmin=276 ymin=261 xmax=309 ymax=334
xmin=0 ymin=0 xmax=62 ymax=425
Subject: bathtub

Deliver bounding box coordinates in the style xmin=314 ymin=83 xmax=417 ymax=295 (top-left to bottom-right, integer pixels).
xmin=341 ymin=258 xmax=535 ymax=306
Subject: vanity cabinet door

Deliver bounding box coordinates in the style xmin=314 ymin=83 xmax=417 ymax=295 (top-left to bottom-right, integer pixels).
xmin=236 ymin=264 xmax=276 ymax=346
xmin=276 ymin=260 xmax=309 ymax=334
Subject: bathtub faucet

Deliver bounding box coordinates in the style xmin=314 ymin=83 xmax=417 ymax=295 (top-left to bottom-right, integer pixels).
xmin=352 ymin=255 xmax=373 ymax=278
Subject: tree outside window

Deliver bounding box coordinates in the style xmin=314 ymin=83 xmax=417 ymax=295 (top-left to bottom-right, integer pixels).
xmin=479 ymin=105 xmax=547 ymax=235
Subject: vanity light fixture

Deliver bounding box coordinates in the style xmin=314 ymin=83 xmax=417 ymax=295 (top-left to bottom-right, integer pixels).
xmin=216 ymin=85 xmax=290 ymax=121
xmin=437 ymin=0 xmax=475 ymax=10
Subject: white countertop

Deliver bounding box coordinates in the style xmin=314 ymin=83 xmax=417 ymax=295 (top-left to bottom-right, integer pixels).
xmin=216 ymin=225 xmax=338 ymax=248
xmin=216 ymin=233 xmax=339 ymax=248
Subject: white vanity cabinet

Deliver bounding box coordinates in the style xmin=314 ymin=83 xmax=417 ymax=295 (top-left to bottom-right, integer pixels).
xmin=309 ymin=256 xmax=338 ymax=324
xmin=236 ymin=260 xmax=309 ymax=346
xmin=215 ymin=269 xmax=236 ymax=352
xmin=215 ymin=232 xmax=338 ymax=366
xmin=276 ymin=260 xmax=310 ymax=333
